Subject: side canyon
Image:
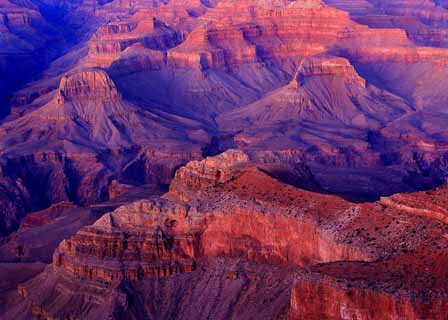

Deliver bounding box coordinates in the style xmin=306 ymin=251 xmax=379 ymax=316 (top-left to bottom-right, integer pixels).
xmin=1 ymin=0 xmax=448 ymax=319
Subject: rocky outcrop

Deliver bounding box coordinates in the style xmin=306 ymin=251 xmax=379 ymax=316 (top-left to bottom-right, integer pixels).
xmin=108 ymin=44 xmax=165 ymax=75
xmin=288 ymin=276 xmax=448 ymax=320
xmin=18 ymin=258 xmax=296 ymax=320
xmin=166 ymin=0 xmax=351 ymax=70
xmin=0 ymin=147 xmax=204 ymax=237
xmin=85 ymin=13 xmax=184 ymax=67
xmin=0 ymin=66 xmax=208 ymax=235
xmin=4 ymin=0 xmax=448 ymax=318
xmin=108 ymin=180 xmax=135 ymax=200
xmin=13 ymin=151 xmax=448 ymax=319
xmin=53 ymin=200 xmax=198 ymax=282
xmin=217 ymin=55 xmax=411 ymax=180
xmin=57 ymin=69 xmax=120 ymax=102
xmin=0 ymin=0 xmax=100 ymax=114
xmin=326 ymin=0 xmax=448 ymax=48
xmin=169 ymin=149 xmax=249 ymax=199
xmin=19 ymin=201 xmax=77 ymax=229
xmin=7 ymin=0 xmax=445 ymax=209
xmin=221 ymin=53 xmax=410 ymax=126
xmin=290 ymin=56 xmax=366 ymax=88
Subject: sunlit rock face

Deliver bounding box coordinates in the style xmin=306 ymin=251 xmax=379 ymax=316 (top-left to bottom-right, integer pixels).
xmin=58 ymin=69 xmax=121 ymax=101
xmin=3 ymin=0 xmax=448 ymax=213
xmin=2 ymin=0 xmax=448 ymax=319
xmin=9 ymin=151 xmax=448 ymax=319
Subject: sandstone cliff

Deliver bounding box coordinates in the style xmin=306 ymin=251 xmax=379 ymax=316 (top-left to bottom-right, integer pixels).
xmin=11 ymin=151 xmax=448 ymax=319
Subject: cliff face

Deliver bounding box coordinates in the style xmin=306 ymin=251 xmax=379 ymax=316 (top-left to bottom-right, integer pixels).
xmin=0 ymin=0 xmax=52 ymax=113
xmin=326 ymin=0 xmax=448 ymax=48
xmin=169 ymin=149 xmax=250 ymax=199
xmin=219 ymin=55 xmax=408 ymax=128
xmin=3 ymin=1 xmax=448 ymax=317
xmin=86 ymin=18 xmax=183 ymax=67
xmin=3 ymin=0 xmax=448 ymax=225
xmin=0 ymin=0 xmax=104 ymax=115
xmin=11 ymin=151 xmax=448 ymax=319
xmin=0 ymin=176 xmax=30 ymax=236
xmin=58 ymin=69 xmax=121 ymax=101
xmin=288 ymin=277 xmax=448 ymax=320
xmin=0 ymin=67 xmax=208 ymax=236
xmin=52 ymin=202 xmax=198 ymax=282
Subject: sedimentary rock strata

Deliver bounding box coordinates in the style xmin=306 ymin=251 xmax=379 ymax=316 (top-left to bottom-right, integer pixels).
xmin=2 ymin=0 xmax=448 ymax=318
xmin=10 ymin=151 xmax=448 ymax=319
xmin=3 ymin=0 xmax=448 ymax=212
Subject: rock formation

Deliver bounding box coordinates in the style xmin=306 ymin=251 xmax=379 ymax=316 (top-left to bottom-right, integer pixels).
xmin=1 ymin=0 xmax=448 ymax=318
xmin=0 ymin=67 xmax=207 ymax=235
xmin=5 ymin=151 xmax=447 ymax=319
xmin=0 ymin=0 xmax=447 ymax=241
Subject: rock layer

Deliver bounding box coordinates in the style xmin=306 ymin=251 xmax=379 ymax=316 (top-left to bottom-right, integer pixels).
xmin=3 ymin=0 xmax=448 ymax=224
xmin=3 ymin=0 xmax=448 ymax=318
xmin=12 ymin=151 xmax=448 ymax=319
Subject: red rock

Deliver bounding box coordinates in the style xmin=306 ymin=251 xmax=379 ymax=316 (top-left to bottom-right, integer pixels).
xmin=13 ymin=151 xmax=448 ymax=319
xmin=288 ymin=276 xmax=448 ymax=320
xmin=3 ymin=0 xmax=448 ymax=318
xmin=169 ymin=149 xmax=250 ymax=199
xmin=19 ymin=201 xmax=77 ymax=229
xmin=58 ymin=69 xmax=121 ymax=101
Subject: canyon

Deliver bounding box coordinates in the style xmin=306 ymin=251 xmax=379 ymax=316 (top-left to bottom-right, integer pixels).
xmin=1 ymin=0 xmax=448 ymax=319
xmin=2 ymin=150 xmax=448 ymax=319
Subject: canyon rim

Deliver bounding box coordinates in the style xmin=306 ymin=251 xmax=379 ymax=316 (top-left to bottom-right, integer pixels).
xmin=1 ymin=0 xmax=448 ymax=319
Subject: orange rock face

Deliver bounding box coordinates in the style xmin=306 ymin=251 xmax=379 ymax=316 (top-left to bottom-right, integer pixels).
xmin=10 ymin=151 xmax=448 ymax=319
xmin=19 ymin=201 xmax=77 ymax=229
xmin=3 ymin=0 xmax=448 ymax=319
xmin=2 ymin=0 xmax=448 ymax=222
xmin=169 ymin=149 xmax=250 ymax=199
xmin=58 ymin=69 xmax=121 ymax=101
xmin=288 ymin=277 xmax=448 ymax=320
